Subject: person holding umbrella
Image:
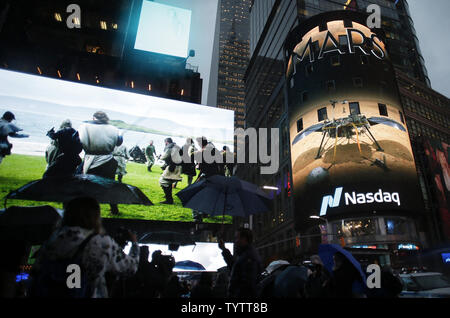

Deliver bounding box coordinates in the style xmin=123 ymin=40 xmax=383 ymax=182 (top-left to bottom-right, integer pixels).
xmin=218 ymin=228 xmax=262 ymax=298
xmin=304 ymin=255 xmax=331 ymax=298
xmin=327 ymin=251 xmax=366 ymax=298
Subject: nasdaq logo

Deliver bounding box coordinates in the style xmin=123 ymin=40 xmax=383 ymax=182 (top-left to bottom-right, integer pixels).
xmin=320 ymin=187 xmax=343 ymax=216
xmin=320 ymin=187 xmax=401 ymax=216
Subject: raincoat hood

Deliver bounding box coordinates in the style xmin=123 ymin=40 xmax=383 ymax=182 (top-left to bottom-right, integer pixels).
xmin=41 ymin=226 xmax=95 ymax=260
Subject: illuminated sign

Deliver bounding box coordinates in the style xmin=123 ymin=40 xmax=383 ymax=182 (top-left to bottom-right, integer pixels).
xmin=134 ymin=1 xmax=192 ymax=58
xmin=0 ymin=69 xmax=234 ymax=223
xmin=398 ymin=244 xmax=419 ymax=251
xmin=287 ymin=20 xmax=387 ymax=77
xmin=287 ymin=15 xmax=423 ymax=225
xmin=351 ymin=245 xmax=378 ymax=249
xmin=320 ymin=187 xmax=401 ymax=216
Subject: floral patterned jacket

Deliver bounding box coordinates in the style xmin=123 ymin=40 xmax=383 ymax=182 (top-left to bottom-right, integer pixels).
xmin=35 ymin=226 xmax=139 ymax=298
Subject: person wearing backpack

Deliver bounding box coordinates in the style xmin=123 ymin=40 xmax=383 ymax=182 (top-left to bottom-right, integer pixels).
xmin=30 ymin=197 xmax=140 ymax=298
xmin=43 ymin=119 xmax=83 ymax=178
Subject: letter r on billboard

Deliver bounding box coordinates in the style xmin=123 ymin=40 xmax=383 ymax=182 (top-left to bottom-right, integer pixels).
xmin=320 ymin=187 xmax=343 ymax=216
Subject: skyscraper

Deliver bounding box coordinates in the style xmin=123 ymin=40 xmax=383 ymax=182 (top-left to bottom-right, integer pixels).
xmin=242 ymin=0 xmax=447 ymax=265
xmin=297 ymin=0 xmax=431 ymax=86
xmin=216 ymin=0 xmax=251 ymax=128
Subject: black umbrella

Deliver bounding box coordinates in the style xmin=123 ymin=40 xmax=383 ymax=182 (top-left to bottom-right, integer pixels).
xmin=176 ymin=175 xmax=272 ymax=217
xmin=5 ymin=174 xmax=153 ymax=206
xmin=139 ymin=231 xmax=195 ymax=246
xmin=0 ymin=205 xmax=62 ymax=244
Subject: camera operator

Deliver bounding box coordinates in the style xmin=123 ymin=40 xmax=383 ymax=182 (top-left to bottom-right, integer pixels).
xmin=147 ymin=250 xmax=175 ymax=297
xmin=31 ymin=197 xmax=139 ymax=298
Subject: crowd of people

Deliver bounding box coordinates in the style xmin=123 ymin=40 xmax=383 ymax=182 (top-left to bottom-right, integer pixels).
xmin=1 ymin=110 xmax=406 ymax=299
xmin=0 ymin=196 xmax=404 ymax=298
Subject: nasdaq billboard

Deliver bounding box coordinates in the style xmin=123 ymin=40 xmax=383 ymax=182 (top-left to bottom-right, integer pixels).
xmin=286 ymin=16 xmax=423 ymax=221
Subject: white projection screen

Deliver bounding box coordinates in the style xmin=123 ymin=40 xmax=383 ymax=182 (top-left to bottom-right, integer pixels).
xmin=134 ymin=1 xmax=192 ymax=58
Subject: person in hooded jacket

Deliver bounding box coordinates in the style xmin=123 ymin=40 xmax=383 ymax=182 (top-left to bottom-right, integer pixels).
xmin=31 ymin=197 xmax=139 ymax=298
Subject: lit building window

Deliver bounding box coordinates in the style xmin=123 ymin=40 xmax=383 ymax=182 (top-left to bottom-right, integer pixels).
xmin=73 ymin=17 xmax=80 ymax=27
xmin=37 ymin=66 xmax=42 ymax=75
xmin=181 ymin=89 xmax=184 ymax=96
xmin=131 ymin=81 xmax=134 ymax=88
xmin=76 ymin=73 xmax=81 ymax=81
xmin=112 ymin=23 xmax=118 ymax=30
xmin=100 ymin=21 xmax=107 ymax=30
xmin=54 ymin=13 xmax=62 ymax=22
xmin=148 ymin=84 xmax=152 ymax=91
xmin=57 ymin=70 xmax=62 ymax=78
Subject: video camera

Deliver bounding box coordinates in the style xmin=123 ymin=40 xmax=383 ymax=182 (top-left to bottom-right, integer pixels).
xmin=110 ymin=226 xmax=136 ymax=248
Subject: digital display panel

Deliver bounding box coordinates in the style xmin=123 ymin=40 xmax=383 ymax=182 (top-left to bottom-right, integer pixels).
xmin=124 ymin=242 xmax=234 ymax=272
xmin=287 ymin=20 xmax=423 ymax=221
xmin=134 ymin=1 xmax=192 ymax=58
xmin=0 ymin=69 xmax=234 ymax=223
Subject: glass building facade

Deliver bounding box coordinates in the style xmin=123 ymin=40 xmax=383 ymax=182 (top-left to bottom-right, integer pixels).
xmin=242 ymin=0 xmax=446 ymax=266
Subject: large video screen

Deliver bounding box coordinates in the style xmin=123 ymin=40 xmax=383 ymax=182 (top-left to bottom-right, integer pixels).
xmin=124 ymin=242 xmax=234 ymax=272
xmin=134 ymin=1 xmax=191 ymax=58
xmin=0 ymin=69 xmax=234 ymax=223
xmin=287 ymin=20 xmax=423 ymax=223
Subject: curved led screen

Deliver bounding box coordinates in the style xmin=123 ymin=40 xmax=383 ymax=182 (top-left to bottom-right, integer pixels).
xmin=286 ymin=18 xmax=423 ymax=223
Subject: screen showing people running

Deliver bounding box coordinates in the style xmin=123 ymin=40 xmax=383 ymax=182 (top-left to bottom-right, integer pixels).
xmin=0 ymin=69 xmax=234 ymax=223
xmin=134 ymin=1 xmax=192 ymax=58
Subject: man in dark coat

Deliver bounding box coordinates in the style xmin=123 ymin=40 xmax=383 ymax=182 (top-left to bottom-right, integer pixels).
xmin=43 ymin=119 xmax=82 ymax=178
xmin=0 ymin=111 xmax=28 ymax=165
xmin=218 ymin=228 xmax=262 ymax=298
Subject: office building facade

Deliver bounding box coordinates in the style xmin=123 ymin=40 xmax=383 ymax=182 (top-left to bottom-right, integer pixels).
xmin=216 ymin=0 xmax=251 ymax=128
xmin=0 ymin=0 xmax=202 ymax=104
xmin=242 ymin=0 xmax=447 ymax=267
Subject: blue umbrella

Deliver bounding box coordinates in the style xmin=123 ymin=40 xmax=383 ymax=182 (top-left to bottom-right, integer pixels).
xmin=176 ymin=175 xmax=272 ymax=217
xmin=174 ymin=260 xmax=206 ymax=271
xmin=318 ymin=244 xmax=366 ymax=282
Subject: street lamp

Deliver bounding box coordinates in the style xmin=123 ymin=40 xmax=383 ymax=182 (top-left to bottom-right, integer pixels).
xmin=310 ymin=215 xmax=331 ymax=243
